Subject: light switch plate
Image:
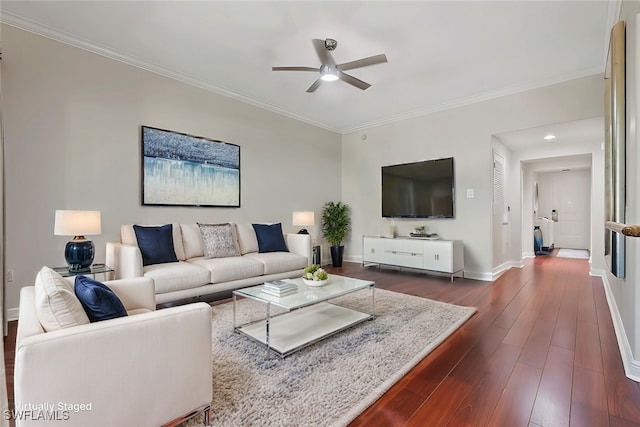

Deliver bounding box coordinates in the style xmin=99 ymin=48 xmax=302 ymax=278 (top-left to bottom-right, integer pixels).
xmin=466 ymin=189 xmax=475 ymax=198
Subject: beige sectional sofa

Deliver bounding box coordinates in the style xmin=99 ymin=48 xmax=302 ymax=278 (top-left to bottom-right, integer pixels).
xmin=106 ymin=222 xmax=311 ymax=304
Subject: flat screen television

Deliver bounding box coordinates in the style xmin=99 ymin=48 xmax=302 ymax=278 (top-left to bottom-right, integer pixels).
xmin=382 ymin=157 xmax=455 ymax=218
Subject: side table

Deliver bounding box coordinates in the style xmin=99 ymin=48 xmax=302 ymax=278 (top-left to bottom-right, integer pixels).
xmin=53 ymin=263 xmax=114 ymax=281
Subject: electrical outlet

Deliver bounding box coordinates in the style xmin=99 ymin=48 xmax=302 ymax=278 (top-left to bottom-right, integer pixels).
xmin=6 ymin=270 xmax=14 ymax=282
xmin=466 ymin=189 xmax=475 ymax=198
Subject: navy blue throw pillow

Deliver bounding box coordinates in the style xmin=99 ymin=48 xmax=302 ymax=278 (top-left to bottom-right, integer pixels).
xmin=74 ymin=275 xmax=127 ymax=323
xmin=133 ymin=224 xmax=178 ymax=266
xmin=252 ymin=223 xmax=289 ymax=253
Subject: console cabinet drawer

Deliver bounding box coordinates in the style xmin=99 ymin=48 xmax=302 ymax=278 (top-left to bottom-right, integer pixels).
xmin=383 ymin=239 xmax=424 ymax=254
xmin=362 ymin=236 xmax=464 ymax=280
xmin=385 ymin=251 xmax=424 ymax=269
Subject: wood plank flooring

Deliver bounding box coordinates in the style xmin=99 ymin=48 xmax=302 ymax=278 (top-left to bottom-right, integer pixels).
xmin=330 ymin=254 xmax=640 ymax=427
xmin=4 ymin=253 xmax=640 ymax=426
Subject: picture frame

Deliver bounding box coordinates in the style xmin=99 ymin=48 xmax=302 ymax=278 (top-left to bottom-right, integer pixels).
xmin=604 ymin=21 xmax=625 ymax=278
xmin=141 ymin=126 xmax=240 ymax=207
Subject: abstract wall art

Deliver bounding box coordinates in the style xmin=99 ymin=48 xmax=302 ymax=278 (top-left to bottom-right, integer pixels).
xmin=141 ymin=126 xmax=240 ymax=207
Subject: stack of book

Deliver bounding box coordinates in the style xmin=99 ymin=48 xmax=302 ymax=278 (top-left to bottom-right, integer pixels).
xmin=262 ymin=280 xmax=298 ymax=297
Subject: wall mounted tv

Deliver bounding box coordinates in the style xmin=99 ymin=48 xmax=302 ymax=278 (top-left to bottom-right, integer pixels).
xmin=382 ymin=157 xmax=455 ymax=218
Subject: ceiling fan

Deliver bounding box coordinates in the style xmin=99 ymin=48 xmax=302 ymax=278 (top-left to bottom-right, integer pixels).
xmin=272 ymin=38 xmax=387 ymax=93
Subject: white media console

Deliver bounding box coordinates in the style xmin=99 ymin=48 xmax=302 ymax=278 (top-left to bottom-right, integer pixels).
xmin=362 ymin=236 xmax=464 ymax=281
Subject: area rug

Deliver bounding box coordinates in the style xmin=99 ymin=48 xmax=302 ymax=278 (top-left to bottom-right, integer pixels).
xmin=185 ymin=289 xmax=476 ymax=426
xmin=556 ymin=248 xmax=590 ymax=259
xmin=183 ymin=288 xmax=476 ymax=427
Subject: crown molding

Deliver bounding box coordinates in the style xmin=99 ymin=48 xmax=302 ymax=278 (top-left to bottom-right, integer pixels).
xmin=0 ymin=12 xmax=342 ymax=134
xmin=1 ymin=10 xmax=606 ymax=136
xmin=343 ymin=66 xmax=604 ymax=133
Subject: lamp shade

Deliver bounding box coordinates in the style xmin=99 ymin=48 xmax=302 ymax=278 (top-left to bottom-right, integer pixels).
xmin=54 ymin=210 xmax=102 ymax=236
xmin=292 ymin=211 xmax=315 ymax=227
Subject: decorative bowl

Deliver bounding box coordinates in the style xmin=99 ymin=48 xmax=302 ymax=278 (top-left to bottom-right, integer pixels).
xmin=303 ymin=278 xmax=328 ymax=287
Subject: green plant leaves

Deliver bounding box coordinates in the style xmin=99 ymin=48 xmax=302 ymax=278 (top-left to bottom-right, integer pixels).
xmin=321 ymin=201 xmax=351 ymax=246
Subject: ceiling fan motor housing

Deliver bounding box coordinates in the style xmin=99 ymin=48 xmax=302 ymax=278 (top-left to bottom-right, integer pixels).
xmin=324 ymin=38 xmax=337 ymax=51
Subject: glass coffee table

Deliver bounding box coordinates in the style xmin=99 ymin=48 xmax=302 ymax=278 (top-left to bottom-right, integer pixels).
xmin=233 ymin=275 xmax=375 ymax=358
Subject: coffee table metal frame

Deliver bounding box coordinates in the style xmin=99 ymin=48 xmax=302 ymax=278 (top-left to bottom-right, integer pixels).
xmin=232 ymin=275 xmax=375 ymax=358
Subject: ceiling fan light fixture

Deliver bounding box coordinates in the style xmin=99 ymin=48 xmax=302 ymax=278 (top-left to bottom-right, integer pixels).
xmin=320 ymin=73 xmax=339 ymax=82
xmin=320 ymin=64 xmax=338 ymax=82
xmin=272 ymin=38 xmax=387 ymax=92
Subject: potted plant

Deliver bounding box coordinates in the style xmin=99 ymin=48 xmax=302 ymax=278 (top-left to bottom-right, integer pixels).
xmin=321 ymin=201 xmax=351 ymax=267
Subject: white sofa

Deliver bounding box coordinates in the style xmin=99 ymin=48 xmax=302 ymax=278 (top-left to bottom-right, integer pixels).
xmin=15 ymin=273 xmax=213 ymax=427
xmin=106 ymin=223 xmax=311 ymax=304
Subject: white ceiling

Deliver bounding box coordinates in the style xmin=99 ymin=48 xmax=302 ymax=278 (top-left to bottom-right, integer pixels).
xmin=1 ymin=1 xmax=615 ymax=134
xmin=495 ymin=116 xmax=604 ymax=152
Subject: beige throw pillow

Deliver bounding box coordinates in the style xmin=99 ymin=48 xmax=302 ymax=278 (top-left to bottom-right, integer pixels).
xmin=34 ymin=266 xmax=90 ymax=332
xmin=198 ymin=223 xmax=241 ymax=259
xmin=181 ymin=223 xmax=205 ymax=259
xmin=236 ymin=223 xmax=259 ymax=254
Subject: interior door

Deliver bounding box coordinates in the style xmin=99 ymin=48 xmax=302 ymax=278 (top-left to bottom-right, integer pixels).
xmin=492 ymin=152 xmax=508 ymax=266
xmin=551 ymin=170 xmax=591 ymax=249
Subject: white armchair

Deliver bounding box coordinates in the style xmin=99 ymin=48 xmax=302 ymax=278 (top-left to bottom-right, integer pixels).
xmin=15 ymin=275 xmax=213 ymax=427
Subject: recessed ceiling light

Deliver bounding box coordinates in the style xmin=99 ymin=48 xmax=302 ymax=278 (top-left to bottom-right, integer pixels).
xmin=543 ymin=134 xmax=556 ymax=141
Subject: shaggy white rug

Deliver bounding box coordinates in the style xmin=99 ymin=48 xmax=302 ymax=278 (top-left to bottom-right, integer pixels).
xmin=183 ymin=288 xmax=476 ymax=427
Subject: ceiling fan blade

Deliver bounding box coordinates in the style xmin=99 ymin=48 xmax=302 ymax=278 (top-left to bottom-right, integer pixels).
xmin=312 ymin=38 xmax=335 ymax=65
xmin=306 ymin=77 xmax=323 ymax=93
xmin=337 ymin=54 xmax=388 ymax=71
xmin=337 ymin=70 xmax=371 ymax=90
xmin=272 ymin=66 xmax=320 ymax=72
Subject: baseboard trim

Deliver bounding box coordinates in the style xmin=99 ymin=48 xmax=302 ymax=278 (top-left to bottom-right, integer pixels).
xmin=590 ymin=268 xmax=640 ymax=382
xmin=7 ymin=307 xmax=19 ymax=322
xmin=344 ymin=255 xmax=362 ymax=264
xmin=462 ymin=271 xmax=493 ymax=281
xmin=492 ymin=260 xmax=524 ymax=280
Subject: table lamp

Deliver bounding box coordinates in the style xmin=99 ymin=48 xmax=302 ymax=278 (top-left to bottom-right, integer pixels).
xmin=292 ymin=211 xmax=315 ymax=234
xmin=54 ymin=210 xmax=102 ymax=272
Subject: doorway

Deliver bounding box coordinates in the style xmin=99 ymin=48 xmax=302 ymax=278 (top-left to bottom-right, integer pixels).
xmin=491 ymin=117 xmax=603 ymax=270
xmin=535 ymin=169 xmax=591 ymax=250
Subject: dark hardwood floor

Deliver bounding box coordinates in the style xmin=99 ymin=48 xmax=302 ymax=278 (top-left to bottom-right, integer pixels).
xmin=330 ymin=254 xmax=640 ymax=427
xmin=5 ymin=253 xmax=640 ymax=426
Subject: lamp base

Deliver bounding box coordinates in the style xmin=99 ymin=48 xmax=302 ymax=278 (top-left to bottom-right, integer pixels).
xmin=297 ymin=229 xmax=309 ymax=234
xmin=65 ymin=237 xmax=95 ymax=273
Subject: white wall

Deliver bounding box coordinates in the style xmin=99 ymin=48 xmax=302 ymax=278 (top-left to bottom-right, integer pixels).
xmin=629 ymin=7 xmax=640 ymax=368
xmin=342 ymin=75 xmax=603 ymax=279
xmin=1 ymin=25 xmax=342 ymax=313
xmin=0 ymin=43 xmax=8 ymax=427
xmin=604 ymin=1 xmax=640 ymax=377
